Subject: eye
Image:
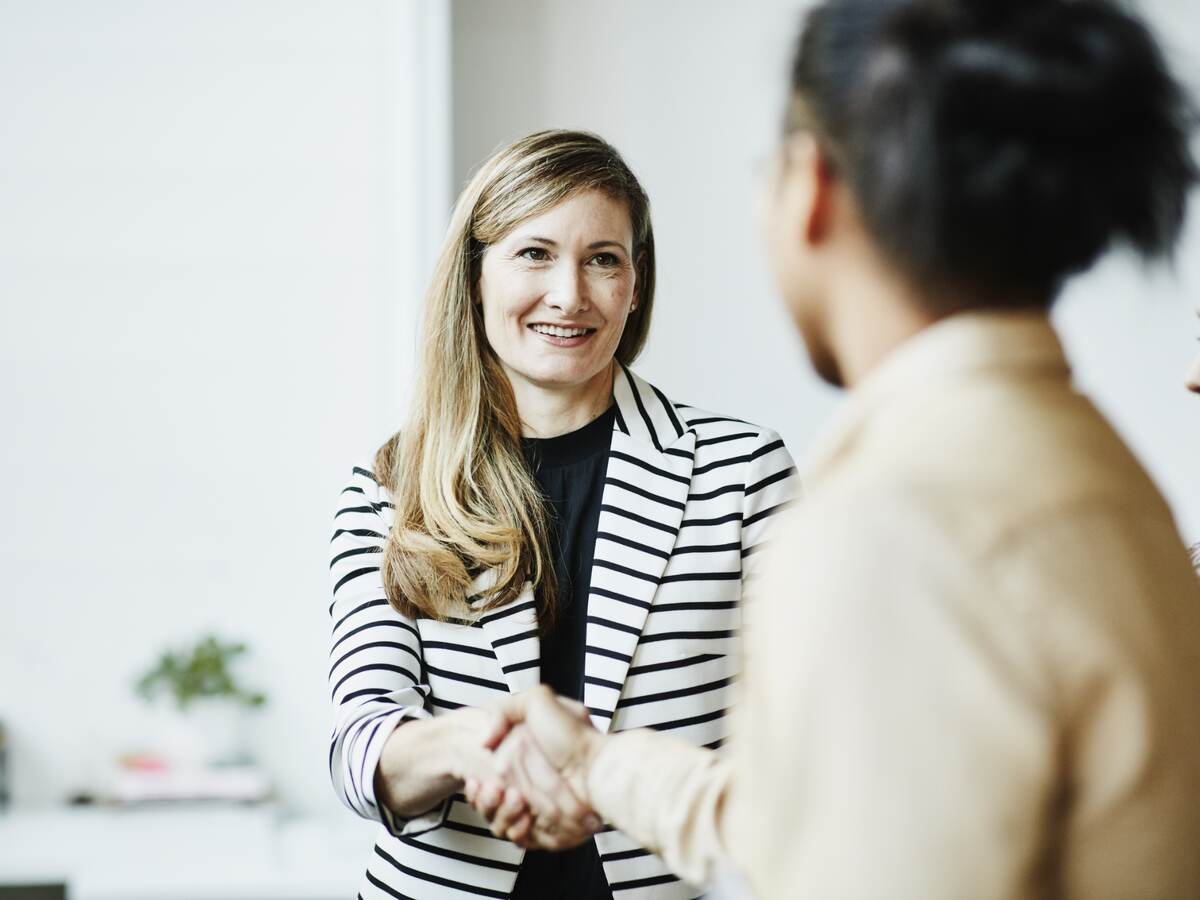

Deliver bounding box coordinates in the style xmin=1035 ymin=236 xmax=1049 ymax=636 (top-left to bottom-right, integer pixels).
xmin=591 ymin=252 xmax=620 ymax=267
xmin=518 ymin=247 xmax=550 ymax=262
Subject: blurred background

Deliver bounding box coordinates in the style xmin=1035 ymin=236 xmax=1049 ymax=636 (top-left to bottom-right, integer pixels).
xmin=1 ymin=0 xmax=1197 ymax=897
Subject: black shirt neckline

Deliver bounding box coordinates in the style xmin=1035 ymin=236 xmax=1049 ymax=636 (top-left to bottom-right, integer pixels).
xmin=521 ymin=404 xmax=616 ymax=469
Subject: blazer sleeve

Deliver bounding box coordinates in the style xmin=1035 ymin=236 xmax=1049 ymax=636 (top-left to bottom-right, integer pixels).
xmin=739 ymin=429 xmax=800 ymax=588
xmin=327 ymin=464 xmax=447 ymax=837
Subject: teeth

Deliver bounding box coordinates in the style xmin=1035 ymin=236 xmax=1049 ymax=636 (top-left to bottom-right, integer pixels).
xmin=532 ymin=324 xmax=590 ymax=338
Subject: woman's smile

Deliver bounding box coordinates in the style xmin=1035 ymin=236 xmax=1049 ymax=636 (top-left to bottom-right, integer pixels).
xmin=528 ymin=322 xmax=598 ymax=347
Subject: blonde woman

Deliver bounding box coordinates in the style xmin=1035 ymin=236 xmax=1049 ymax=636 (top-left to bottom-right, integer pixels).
xmin=327 ymin=130 xmax=797 ymax=900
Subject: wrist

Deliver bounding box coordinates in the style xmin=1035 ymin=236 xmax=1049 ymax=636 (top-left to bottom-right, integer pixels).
xmin=437 ymin=707 xmax=499 ymax=784
xmin=379 ymin=715 xmax=461 ymax=785
xmin=571 ymin=727 xmax=606 ymax=801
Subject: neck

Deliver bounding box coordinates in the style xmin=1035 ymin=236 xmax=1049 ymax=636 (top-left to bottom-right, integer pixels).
xmin=823 ymin=253 xmax=940 ymax=389
xmin=508 ymin=362 xmax=615 ymax=438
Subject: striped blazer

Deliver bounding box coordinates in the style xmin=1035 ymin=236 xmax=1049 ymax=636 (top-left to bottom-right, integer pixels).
xmin=327 ymin=365 xmax=798 ymax=899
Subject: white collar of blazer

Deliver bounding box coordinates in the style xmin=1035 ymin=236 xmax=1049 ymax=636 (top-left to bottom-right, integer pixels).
xmin=471 ymin=362 xmax=698 ymax=732
xmin=801 ymin=309 xmax=1071 ymax=486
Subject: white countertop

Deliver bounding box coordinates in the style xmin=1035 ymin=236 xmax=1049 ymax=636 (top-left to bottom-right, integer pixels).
xmin=0 ymin=805 xmax=377 ymax=900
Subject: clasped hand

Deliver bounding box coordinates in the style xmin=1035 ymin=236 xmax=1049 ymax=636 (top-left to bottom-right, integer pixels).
xmin=462 ymin=685 xmax=605 ymax=850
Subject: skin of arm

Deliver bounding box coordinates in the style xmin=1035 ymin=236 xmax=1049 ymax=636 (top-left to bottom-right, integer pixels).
xmin=374 ymin=705 xmax=514 ymax=819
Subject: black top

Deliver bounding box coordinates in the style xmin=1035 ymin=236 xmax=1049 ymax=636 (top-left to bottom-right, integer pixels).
xmin=511 ymin=404 xmax=616 ymax=900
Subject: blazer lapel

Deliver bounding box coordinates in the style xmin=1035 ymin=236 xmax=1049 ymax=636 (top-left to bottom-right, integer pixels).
xmin=583 ymin=365 xmax=694 ymax=733
xmin=472 ymin=572 xmax=542 ymax=694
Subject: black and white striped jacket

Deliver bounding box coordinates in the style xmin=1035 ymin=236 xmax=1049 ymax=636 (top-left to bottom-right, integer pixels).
xmin=328 ymin=366 xmax=798 ymax=899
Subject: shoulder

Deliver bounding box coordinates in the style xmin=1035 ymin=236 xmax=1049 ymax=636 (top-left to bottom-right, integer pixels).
xmin=334 ymin=460 xmax=394 ymax=518
xmin=762 ymin=482 xmax=990 ymax=622
xmin=673 ymin=401 xmax=784 ymax=450
xmin=671 ymin=401 xmax=793 ymax=477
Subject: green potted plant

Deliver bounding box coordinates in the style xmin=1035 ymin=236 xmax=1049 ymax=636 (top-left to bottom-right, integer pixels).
xmin=135 ymin=635 xmax=266 ymax=766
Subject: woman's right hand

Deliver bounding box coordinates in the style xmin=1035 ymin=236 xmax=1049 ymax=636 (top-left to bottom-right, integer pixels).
xmin=375 ymin=704 xmax=530 ymax=833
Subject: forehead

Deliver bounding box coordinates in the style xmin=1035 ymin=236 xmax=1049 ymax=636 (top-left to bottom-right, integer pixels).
xmin=504 ymin=189 xmax=632 ymax=242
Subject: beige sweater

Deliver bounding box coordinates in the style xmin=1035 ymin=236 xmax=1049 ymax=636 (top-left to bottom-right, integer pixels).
xmin=587 ymin=311 xmax=1200 ymax=900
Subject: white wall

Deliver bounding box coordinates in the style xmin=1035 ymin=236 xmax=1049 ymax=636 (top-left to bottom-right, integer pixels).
xmin=0 ymin=0 xmax=449 ymax=813
xmin=452 ymin=0 xmax=1200 ymax=542
xmin=2 ymin=0 xmax=1197 ymax=822
xmin=453 ymin=0 xmax=838 ymax=459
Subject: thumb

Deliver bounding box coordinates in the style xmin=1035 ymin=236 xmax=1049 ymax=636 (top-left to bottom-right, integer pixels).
xmin=479 ymin=706 xmax=512 ymax=751
xmin=521 ymin=686 xmax=591 ymax=768
xmin=483 ymin=687 xmax=543 ymax=750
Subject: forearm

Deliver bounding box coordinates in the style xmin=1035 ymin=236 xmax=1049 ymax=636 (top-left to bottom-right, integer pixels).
xmin=375 ymin=714 xmax=466 ymax=819
xmin=586 ymin=729 xmax=735 ymax=887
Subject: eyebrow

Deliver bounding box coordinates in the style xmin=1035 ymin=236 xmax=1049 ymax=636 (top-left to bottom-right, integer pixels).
xmin=521 ymin=236 xmax=630 ymax=253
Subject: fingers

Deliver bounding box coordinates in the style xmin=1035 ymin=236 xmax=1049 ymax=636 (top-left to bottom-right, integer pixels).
xmin=470 ymin=779 xmax=505 ymax=823
xmin=468 ymin=779 xmax=536 ymax=848
xmin=488 ymin=785 xmax=529 ymax=840
xmin=493 ymin=726 xmax=601 ymax=849
xmin=465 ymin=777 xmax=478 ymax=805
xmin=466 ymin=690 xmax=603 ymax=849
xmin=480 ymin=706 xmax=515 ymax=751
xmin=521 ymin=737 xmax=600 ymax=831
xmin=506 ymin=743 xmax=564 ymax=834
xmin=492 ymin=687 xmax=536 ymax=727
xmin=506 ymin=812 xmax=534 ymax=847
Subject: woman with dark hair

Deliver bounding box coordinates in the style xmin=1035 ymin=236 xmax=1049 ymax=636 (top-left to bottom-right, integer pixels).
xmin=486 ymin=2 xmax=1200 ymax=897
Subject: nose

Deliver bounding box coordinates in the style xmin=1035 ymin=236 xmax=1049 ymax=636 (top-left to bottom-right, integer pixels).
xmin=546 ymin=263 xmax=589 ymax=316
xmin=1186 ymin=354 xmax=1200 ymax=394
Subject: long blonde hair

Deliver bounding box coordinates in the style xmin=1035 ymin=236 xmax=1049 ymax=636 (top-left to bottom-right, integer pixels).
xmin=375 ymin=130 xmax=656 ymax=624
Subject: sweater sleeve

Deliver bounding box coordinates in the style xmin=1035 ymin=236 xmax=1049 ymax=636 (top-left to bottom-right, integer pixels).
xmin=587 ymin=728 xmax=736 ymax=887
xmin=327 ymin=464 xmax=447 ymax=837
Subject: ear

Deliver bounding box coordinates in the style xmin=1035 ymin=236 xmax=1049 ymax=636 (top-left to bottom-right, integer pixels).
xmin=780 ymin=132 xmax=836 ymax=247
xmin=631 ymin=250 xmax=645 ymax=311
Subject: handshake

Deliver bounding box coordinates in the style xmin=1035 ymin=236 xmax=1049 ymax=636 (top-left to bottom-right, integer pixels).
xmin=464 ymin=685 xmax=607 ymax=849
xmin=377 ymin=684 xmax=610 ymax=851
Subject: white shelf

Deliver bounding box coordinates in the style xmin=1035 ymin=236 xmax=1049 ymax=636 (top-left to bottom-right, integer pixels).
xmin=0 ymin=805 xmax=376 ymax=900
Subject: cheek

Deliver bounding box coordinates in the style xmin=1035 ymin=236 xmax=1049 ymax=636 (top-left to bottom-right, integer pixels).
xmin=595 ymin=275 xmax=635 ymax=320
xmin=478 ymin=293 xmax=506 ymax=346
xmin=479 ymin=273 xmax=538 ymax=339
xmin=765 ymin=227 xmax=796 ymax=297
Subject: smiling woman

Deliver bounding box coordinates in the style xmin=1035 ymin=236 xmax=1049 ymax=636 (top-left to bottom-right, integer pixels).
xmin=325 ymin=130 xmax=797 ymax=900
xmin=479 ymin=190 xmax=642 ymax=432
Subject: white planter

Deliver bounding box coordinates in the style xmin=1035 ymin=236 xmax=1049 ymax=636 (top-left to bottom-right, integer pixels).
xmin=153 ymin=698 xmax=250 ymax=768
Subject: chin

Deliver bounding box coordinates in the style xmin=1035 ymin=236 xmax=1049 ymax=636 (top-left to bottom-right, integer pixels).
xmin=810 ymin=350 xmax=844 ymax=388
xmin=794 ymin=318 xmax=844 ymax=389
xmin=521 ymin=360 xmax=609 ymax=390
xmin=787 ymin=290 xmax=844 ymax=386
